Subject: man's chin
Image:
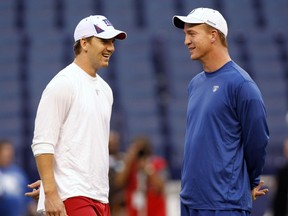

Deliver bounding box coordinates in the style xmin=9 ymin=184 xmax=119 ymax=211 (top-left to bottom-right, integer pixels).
xmin=190 ymin=54 xmax=199 ymax=60
xmin=102 ymin=62 xmax=109 ymax=67
xmin=190 ymin=55 xmax=196 ymax=60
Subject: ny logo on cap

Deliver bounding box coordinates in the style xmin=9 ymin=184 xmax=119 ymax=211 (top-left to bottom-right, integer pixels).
xmin=94 ymin=25 xmax=104 ymax=34
xmin=94 ymin=19 xmax=113 ymax=34
xmin=103 ymin=19 xmax=113 ymax=27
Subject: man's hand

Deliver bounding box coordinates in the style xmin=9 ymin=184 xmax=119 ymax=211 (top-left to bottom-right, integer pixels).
xmin=252 ymin=180 xmax=269 ymax=201
xmin=45 ymin=190 xmax=68 ymax=216
xmin=25 ymin=180 xmax=41 ymax=200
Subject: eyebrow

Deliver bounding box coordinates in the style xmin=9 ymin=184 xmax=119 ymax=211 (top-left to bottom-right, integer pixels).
xmin=184 ymin=29 xmax=197 ymax=34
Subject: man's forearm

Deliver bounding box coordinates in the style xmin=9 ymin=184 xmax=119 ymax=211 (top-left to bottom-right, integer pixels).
xmin=35 ymin=153 xmax=58 ymax=195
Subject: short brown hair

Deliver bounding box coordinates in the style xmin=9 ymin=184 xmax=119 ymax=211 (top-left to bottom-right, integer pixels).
xmin=218 ymin=30 xmax=228 ymax=47
xmin=204 ymin=24 xmax=228 ymax=47
xmin=73 ymin=36 xmax=94 ymax=57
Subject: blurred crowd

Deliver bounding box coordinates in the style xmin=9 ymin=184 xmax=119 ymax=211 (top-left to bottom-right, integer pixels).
xmin=0 ymin=139 xmax=37 ymax=216
xmin=0 ymin=132 xmax=169 ymax=216
xmin=1 ymin=132 xmax=288 ymax=216
xmin=108 ymin=131 xmax=169 ymax=216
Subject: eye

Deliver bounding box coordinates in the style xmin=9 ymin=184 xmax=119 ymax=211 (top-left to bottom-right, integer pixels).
xmin=101 ymin=39 xmax=115 ymax=44
xmin=101 ymin=39 xmax=108 ymax=43
xmin=188 ymin=31 xmax=196 ymax=36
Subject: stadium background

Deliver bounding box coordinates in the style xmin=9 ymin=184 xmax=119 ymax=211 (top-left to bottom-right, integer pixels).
xmin=0 ymin=0 xmax=287 ymax=215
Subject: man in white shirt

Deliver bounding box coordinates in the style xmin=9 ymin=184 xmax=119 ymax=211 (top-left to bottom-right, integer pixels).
xmin=30 ymin=15 xmax=126 ymax=216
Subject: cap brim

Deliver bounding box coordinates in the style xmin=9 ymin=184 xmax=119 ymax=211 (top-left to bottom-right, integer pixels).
xmin=96 ymin=29 xmax=127 ymax=40
xmin=172 ymin=15 xmax=204 ymax=29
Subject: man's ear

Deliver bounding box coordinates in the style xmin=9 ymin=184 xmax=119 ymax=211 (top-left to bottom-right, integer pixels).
xmin=211 ymin=30 xmax=217 ymax=43
xmin=80 ymin=38 xmax=88 ymax=52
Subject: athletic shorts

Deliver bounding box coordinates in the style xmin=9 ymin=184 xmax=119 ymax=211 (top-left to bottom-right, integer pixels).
xmin=181 ymin=202 xmax=250 ymax=216
xmin=64 ymin=196 xmax=110 ymax=216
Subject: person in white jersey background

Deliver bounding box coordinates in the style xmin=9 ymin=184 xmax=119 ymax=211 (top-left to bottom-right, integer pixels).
xmin=30 ymin=15 xmax=126 ymax=216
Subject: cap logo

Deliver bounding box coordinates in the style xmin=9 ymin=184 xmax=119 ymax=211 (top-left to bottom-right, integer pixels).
xmin=206 ymin=20 xmax=216 ymax=26
xmin=94 ymin=24 xmax=104 ymax=34
xmin=189 ymin=9 xmax=196 ymax=15
xmin=103 ymin=19 xmax=113 ymax=27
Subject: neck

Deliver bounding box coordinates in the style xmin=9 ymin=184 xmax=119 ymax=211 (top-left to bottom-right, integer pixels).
xmin=74 ymin=56 xmax=98 ymax=77
xmin=201 ymin=47 xmax=231 ymax=72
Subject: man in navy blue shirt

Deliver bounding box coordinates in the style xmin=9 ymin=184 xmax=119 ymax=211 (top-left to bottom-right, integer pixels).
xmin=172 ymin=7 xmax=269 ymax=216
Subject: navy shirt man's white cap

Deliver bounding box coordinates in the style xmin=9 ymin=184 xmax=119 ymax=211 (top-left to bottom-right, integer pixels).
xmin=173 ymin=7 xmax=228 ymax=37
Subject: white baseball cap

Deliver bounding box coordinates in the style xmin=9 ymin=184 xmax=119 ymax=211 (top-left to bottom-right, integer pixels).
xmin=74 ymin=15 xmax=127 ymax=41
xmin=172 ymin=8 xmax=228 ymax=37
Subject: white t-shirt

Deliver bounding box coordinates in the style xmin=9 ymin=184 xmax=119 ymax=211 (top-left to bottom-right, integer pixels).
xmin=32 ymin=63 xmax=113 ymax=203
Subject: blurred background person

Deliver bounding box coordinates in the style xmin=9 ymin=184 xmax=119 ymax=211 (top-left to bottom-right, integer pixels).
xmin=109 ymin=130 xmax=127 ymax=216
xmin=115 ymin=135 xmax=169 ymax=216
xmin=272 ymin=137 xmax=288 ymax=216
xmin=0 ymin=139 xmax=35 ymax=216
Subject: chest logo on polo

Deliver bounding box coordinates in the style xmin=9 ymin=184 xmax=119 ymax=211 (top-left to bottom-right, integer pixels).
xmin=212 ymin=85 xmax=219 ymax=92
